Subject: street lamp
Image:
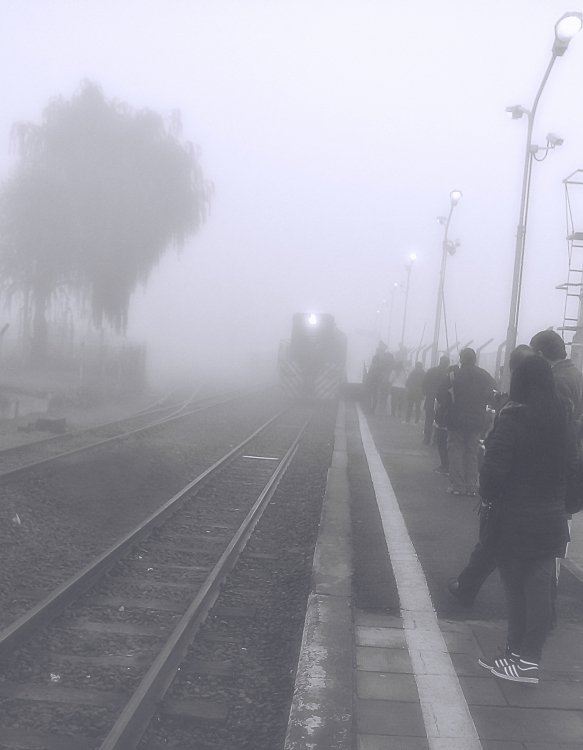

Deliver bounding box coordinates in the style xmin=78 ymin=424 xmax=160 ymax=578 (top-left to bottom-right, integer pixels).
xmin=501 ymin=11 xmax=582 ymax=392
xmin=430 ymin=190 xmax=462 ymax=366
xmin=400 ymin=253 xmax=417 ymax=348
xmin=386 ymin=281 xmax=399 ymax=349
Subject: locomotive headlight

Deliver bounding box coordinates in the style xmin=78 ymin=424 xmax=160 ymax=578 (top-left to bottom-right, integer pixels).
xmin=308 ymin=314 xmax=318 ymax=326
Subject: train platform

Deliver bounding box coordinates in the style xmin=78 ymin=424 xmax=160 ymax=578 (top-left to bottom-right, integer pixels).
xmin=285 ymin=399 xmax=583 ymax=750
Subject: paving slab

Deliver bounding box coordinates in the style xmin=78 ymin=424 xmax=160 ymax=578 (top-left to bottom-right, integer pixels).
xmin=472 ymin=705 xmax=583 ymax=743
xmin=358 ymin=736 xmax=430 ymax=750
xmin=495 ymin=676 xmax=583 ymax=709
xmin=442 ymin=629 xmax=481 ymax=654
xmin=356 ymin=646 xmax=415 ymax=674
xmin=355 ymin=611 xmax=404 ymax=629
xmin=356 ymin=626 xmax=408 ymax=648
xmin=459 ymin=675 xmax=508 ymax=706
xmin=357 ymin=671 xmax=419 ymax=702
xmin=523 ymin=743 xmax=583 ymax=750
xmin=356 ymin=698 xmax=426 ymax=736
xmin=449 ymin=651 xmax=487 ymax=677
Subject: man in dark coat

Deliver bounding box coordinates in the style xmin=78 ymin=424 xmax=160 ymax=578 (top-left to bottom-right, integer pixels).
xmin=421 ymin=355 xmax=450 ymax=444
xmin=447 ymin=345 xmax=533 ymax=607
xmin=437 ymin=348 xmax=496 ymax=496
xmin=530 ymin=329 xmax=583 ymax=420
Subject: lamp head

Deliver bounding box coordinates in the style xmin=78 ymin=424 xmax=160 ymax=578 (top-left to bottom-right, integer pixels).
xmin=450 ymin=190 xmax=462 ymax=206
xmin=553 ymin=12 xmax=583 ymax=56
xmin=437 ymin=216 xmax=447 ymax=225
xmin=409 ymin=252 xmax=417 ymax=261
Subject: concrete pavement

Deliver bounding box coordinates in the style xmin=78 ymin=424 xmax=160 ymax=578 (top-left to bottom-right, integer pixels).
xmin=285 ymin=399 xmax=583 ymax=750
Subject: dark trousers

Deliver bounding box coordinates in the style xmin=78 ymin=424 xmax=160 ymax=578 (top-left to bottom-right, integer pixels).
xmin=434 ymin=426 xmax=448 ymax=469
xmin=391 ymin=387 xmax=406 ymax=417
xmin=424 ymin=401 xmax=435 ymax=443
xmin=406 ymin=394 xmax=423 ymax=423
xmin=457 ymin=542 xmax=497 ymax=605
xmin=496 ymin=555 xmax=555 ymax=663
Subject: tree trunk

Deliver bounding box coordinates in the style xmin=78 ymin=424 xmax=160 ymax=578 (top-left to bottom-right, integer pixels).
xmin=30 ymin=291 xmax=48 ymax=367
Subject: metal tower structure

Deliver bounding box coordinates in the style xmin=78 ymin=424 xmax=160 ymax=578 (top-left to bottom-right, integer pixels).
xmin=557 ymin=170 xmax=583 ymax=369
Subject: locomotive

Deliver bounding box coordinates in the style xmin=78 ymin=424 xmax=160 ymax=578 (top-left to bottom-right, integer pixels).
xmin=278 ymin=313 xmax=347 ymax=399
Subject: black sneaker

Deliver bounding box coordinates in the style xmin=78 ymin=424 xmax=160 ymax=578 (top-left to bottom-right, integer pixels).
xmin=447 ymin=577 xmax=473 ymax=608
xmin=478 ymin=649 xmax=520 ymax=672
xmin=492 ymin=658 xmax=539 ymax=684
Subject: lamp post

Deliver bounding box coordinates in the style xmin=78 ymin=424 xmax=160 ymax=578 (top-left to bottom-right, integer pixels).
xmin=501 ymin=11 xmax=583 ymax=392
xmin=386 ymin=281 xmax=399 ymax=349
xmin=400 ymin=253 xmax=417 ymax=348
xmin=430 ymin=190 xmax=462 ymax=367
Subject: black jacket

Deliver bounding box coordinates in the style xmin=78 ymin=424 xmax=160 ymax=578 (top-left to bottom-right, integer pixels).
xmin=422 ymin=364 xmax=449 ymax=401
xmin=436 ymin=363 xmax=496 ymax=432
xmin=479 ymin=402 xmax=576 ymax=558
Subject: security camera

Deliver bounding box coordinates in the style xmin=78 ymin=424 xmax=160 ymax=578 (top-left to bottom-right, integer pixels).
xmin=546 ymin=133 xmax=564 ymax=147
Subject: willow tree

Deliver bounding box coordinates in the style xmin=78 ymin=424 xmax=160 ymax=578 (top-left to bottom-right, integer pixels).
xmin=0 ymin=80 xmax=212 ymax=364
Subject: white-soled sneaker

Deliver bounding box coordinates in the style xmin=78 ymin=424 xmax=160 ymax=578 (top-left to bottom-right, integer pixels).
xmin=478 ymin=651 xmax=520 ymax=672
xmin=492 ymin=658 xmax=539 ymax=684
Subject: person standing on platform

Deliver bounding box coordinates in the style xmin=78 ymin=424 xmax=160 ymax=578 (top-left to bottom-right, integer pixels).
xmin=478 ymin=355 xmax=577 ymax=684
xmin=405 ymin=362 xmax=425 ymax=424
xmin=378 ymin=349 xmax=395 ymax=414
xmin=422 ymin=356 xmax=450 ymax=445
xmin=437 ymin=348 xmax=496 ymax=497
xmin=365 ymin=342 xmax=393 ymax=413
xmin=389 ymin=361 xmax=407 ymax=418
xmin=447 ymin=344 xmax=533 ymax=608
xmin=529 ymin=329 xmax=583 ymax=421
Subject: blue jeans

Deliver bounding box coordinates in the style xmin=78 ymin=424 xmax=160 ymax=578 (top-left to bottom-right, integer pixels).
xmin=496 ymin=555 xmax=555 ymax=663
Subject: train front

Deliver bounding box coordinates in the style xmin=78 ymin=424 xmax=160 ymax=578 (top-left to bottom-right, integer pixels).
xmin=278 ymin=313 xmax=347 ymax=399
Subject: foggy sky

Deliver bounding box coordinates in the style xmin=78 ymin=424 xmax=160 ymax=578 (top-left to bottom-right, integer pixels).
xmin=3 ymin=0 xmax=583 ymax=382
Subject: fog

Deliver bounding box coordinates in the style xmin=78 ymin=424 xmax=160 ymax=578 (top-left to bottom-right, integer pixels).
xmin=3 ymin=0 xmax=583 ymax=386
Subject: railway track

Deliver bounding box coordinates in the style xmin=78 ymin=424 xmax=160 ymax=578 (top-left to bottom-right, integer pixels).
xmin=0 ymin=386 xmax=254 ymax=480
xmin=0 ymin=404 xmax=323 ymax=750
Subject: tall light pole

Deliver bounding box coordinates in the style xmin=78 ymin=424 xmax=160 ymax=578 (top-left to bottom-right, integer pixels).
xmin=400 ymin=253 xmax=417 ymax=348
xmin=387 ymin=281 xmax=399 ymax=349
xmin=431 ymin=190 xmax=462 ymax=367
xmin=501 ymin=11 xmax=582 ymax=391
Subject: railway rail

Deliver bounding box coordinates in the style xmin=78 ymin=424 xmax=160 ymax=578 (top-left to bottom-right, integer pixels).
xmin=0 ymin=386 xmax=256 ymax=480
xmin=0 ymin=404 xmax=326 ymax=750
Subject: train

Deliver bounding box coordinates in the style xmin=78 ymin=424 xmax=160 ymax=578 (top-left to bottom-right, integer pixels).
xmin=278 ymin=312 xmax=347 ymax=399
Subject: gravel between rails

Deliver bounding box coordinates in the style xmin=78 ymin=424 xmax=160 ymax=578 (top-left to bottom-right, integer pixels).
xmin=137 ymin=403 xmax=337 ymax=750
xmin=0 ymin=398 xmax=336 ymax=749
xmin=0 ymin=390 xmax=285 ymax=629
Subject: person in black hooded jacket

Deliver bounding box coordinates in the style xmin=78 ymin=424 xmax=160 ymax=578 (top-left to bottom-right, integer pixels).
xmin=478 ymin=355 xmax=578 ymax=684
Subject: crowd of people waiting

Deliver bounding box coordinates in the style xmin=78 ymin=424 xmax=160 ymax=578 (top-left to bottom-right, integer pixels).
xmin=364 ymin=329 xmax=583 ymax=685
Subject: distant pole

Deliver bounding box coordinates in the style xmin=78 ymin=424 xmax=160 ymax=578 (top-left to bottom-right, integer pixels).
xmin=400 ymin=254 xmax=417 ymax=347
xmin=431 ymin=191 xmax=462 ymax=367
xmin=387 ymin=282 xmax=398 ymax=350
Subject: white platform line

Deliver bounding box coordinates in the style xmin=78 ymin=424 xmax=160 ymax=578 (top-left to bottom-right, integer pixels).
xmin=357 ymin=406 xmax=482 ymax=750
